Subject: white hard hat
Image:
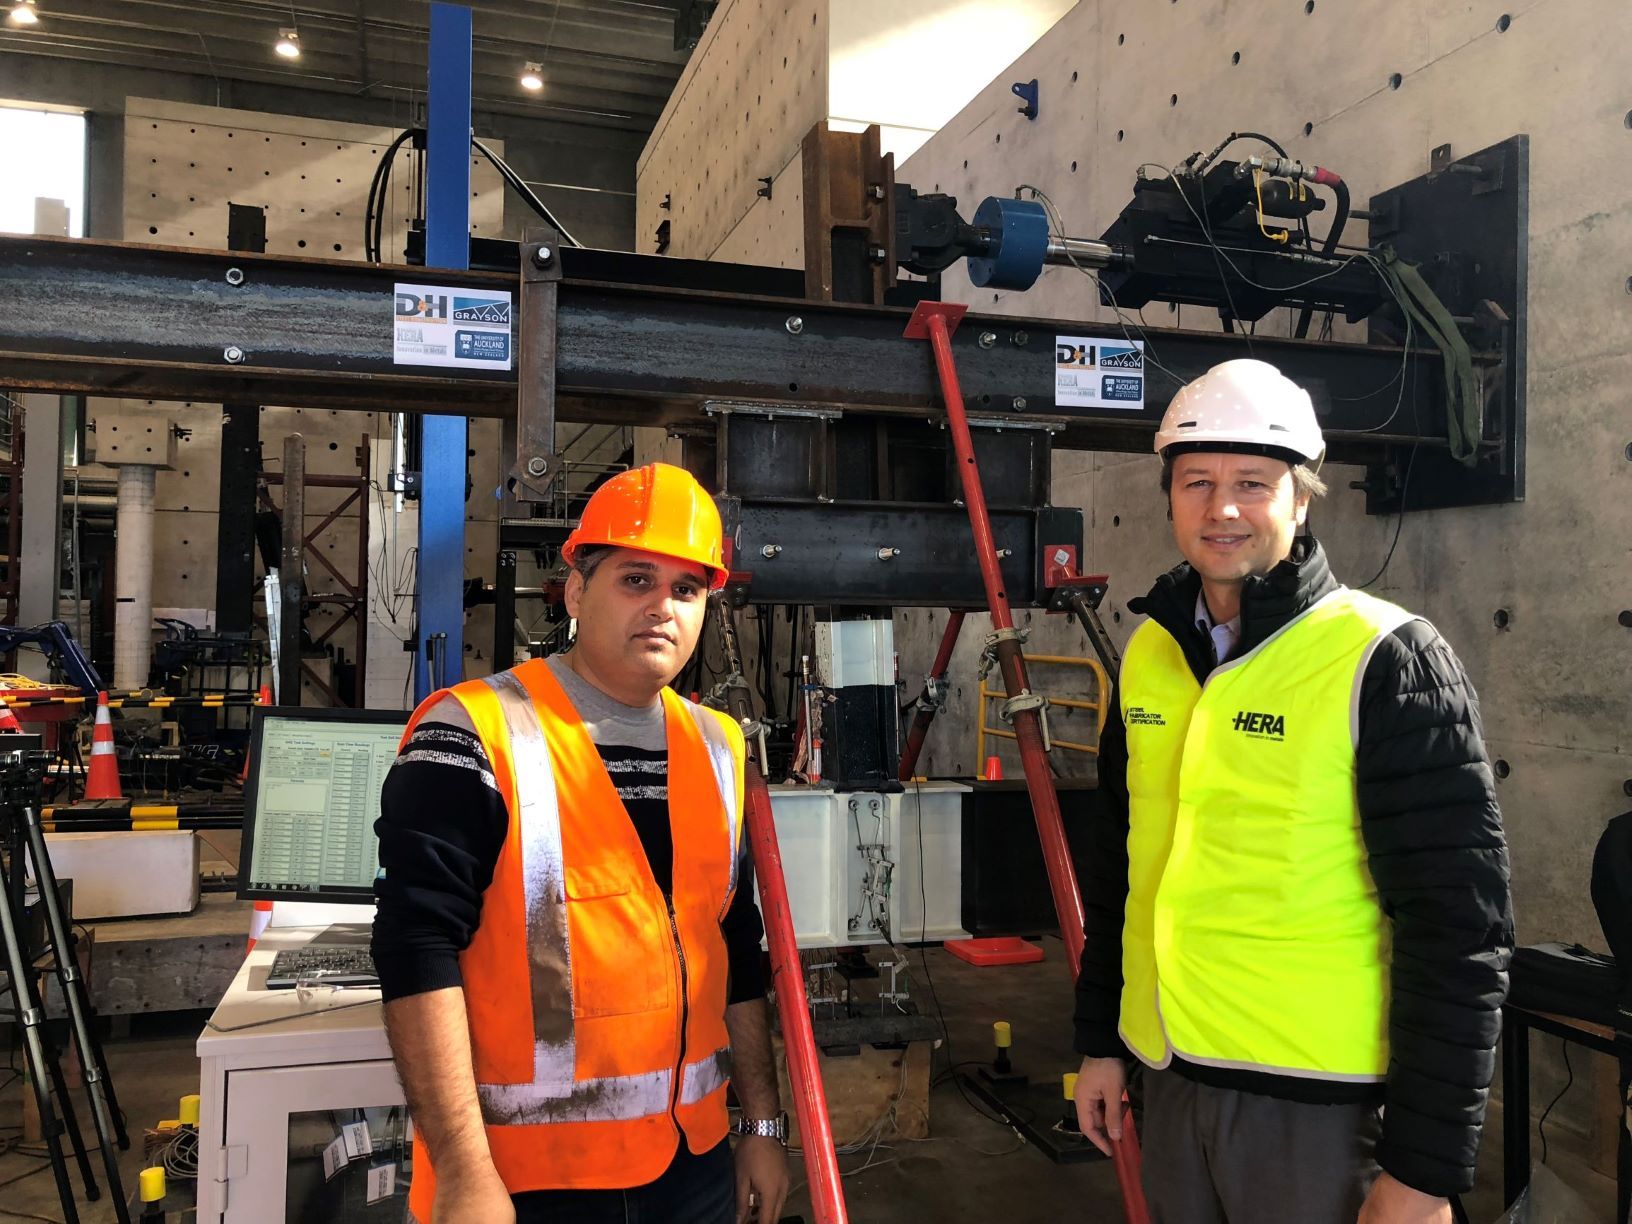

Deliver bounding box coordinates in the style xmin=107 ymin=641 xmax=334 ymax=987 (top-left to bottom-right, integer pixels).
xmin=1154 ymin=359 xmax=1325 ymax=468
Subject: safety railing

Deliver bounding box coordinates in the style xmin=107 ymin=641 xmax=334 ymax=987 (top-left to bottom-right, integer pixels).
xmin=977 ymin=653 xmax=1110 ymax=764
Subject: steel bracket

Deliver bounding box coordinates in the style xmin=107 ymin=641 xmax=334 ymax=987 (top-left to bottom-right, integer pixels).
xmin=509 ymin=226 xmax=565 ymax=502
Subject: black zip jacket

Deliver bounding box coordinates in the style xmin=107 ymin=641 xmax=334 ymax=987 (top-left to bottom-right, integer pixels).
xmin=1073 ymin=537 xmax=1513 ymax=1199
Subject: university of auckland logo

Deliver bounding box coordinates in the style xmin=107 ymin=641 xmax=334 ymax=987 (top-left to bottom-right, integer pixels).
xmin=1233 ymin=710 xmax=1286 ymax=741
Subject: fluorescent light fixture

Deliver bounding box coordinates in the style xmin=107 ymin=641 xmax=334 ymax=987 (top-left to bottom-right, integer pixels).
xmin=9 ymin=0 xmax=40 ymax=26
xmin=275 ymin=27 xmax=300 ymax=58
xmin=520 ymin=62 xmax=544 ymax=91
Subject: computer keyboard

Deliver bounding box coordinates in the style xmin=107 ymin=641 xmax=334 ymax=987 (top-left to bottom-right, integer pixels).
xmin=265 ymin=945 xmax=379 ymax=990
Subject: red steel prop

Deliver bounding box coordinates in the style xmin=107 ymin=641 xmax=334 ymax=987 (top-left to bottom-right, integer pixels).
xmin=742 ymin=759 xmax=848 ymax=1224
xmin=906 ymin=301 xmax=1150 ymax=1224
xmin=712 ymin=601 xmax=848 ymax=1224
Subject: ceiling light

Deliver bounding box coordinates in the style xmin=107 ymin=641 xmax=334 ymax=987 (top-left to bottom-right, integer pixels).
xmin=520 ymin=62 xmax=544 ymax=91
xmin=275 ymin=28 xmax=300 ymax=58
xmin=9 ymin=0 xmax=40 ymax=26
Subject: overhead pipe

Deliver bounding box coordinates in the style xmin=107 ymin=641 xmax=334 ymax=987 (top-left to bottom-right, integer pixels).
xmin=906 ymin=300 xmax=1150 ymax=1224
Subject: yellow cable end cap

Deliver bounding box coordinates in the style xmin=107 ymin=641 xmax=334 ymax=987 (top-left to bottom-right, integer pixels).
xmin=1063 ymin=1072 xmax=1079 ymax=1099
xmin=992 ymin=1020 xmax=1012 ymax=1048
xmin=179 ymin=1093 xmax=200 ymax=1126
xmin=139 ymin=1166 xmax=166 ymax=1202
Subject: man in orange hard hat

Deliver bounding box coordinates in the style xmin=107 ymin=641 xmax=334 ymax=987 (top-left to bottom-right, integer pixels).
xmin=373 ymin=463 xmax=790 ymax=1224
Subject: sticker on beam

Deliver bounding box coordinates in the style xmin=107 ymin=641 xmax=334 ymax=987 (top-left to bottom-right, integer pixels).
xmin=1054 ymin=336 xmax=1145 ymax=411
xmin=393 ymin=282 xmax=514 ymax=370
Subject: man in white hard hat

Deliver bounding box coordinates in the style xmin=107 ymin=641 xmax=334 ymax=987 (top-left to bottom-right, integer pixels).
xmin=1071 ymin=359 xmax=1511 ymax=1222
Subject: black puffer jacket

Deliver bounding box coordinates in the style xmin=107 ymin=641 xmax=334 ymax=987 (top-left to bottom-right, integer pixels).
xmin=1073 ymin=537 xmax=1513 ymax=1199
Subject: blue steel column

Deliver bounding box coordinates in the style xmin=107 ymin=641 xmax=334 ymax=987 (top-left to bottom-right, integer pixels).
xmin=415 ymin=2 xmax=473 ymax=700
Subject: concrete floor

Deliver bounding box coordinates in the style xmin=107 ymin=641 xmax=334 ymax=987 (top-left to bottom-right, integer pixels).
xmin=0 ymin=941 xmax=1617 ymax=1223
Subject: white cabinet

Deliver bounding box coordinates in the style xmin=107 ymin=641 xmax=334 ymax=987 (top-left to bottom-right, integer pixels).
xmin=197 ymin=930 xmax=411 ymax=1223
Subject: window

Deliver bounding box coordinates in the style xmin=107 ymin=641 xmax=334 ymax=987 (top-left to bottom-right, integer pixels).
xmin=0 ymin=103 xmax=87 ymax=236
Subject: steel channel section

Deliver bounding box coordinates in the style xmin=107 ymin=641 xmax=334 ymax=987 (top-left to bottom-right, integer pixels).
xmin=217 ymin=203 xmax=268 ymax=637
xmin=415 ymin=1 xmax=473 ymax=701
xmin=0 ymin=239 xmax=1473 ymax=466
xmin=509 ymin=233 xmax=565 ymax=502
xmin=724 ymin=501 xmax=1071 ymax=607
xmin=278 ymin=434 xmax=305 ymax=706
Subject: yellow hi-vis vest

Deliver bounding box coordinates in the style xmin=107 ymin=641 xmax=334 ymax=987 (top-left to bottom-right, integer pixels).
xmin=1118 ymin=586 xmax=1418 ymax=1080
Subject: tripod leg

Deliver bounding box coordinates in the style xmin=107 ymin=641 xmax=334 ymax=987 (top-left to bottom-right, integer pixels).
xmin=41 ymin=1015 xmax=102 ymax=1199
xmin=0 ymin=852 xmax=82 ymax=1224
xmin=22 ymin=805 xmax=131 ymax=1223
xmin=29 ymin=813 xmax=130 ymax=1148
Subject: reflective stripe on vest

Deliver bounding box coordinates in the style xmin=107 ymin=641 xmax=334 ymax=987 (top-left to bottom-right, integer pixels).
xmin=400 ymin=658 xmax=746 ymax=1213
xmin=472 ymin=669 xmax=739 ymax=1124
xmin=1118 ymin=586 xmax=1418 ymax=1080
xmin=688 ymin=702 xmax=744 ymax=916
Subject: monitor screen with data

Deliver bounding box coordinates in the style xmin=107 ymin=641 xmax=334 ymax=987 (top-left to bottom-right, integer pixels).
xmin=238 ymin=707 xmax=408 ymax=903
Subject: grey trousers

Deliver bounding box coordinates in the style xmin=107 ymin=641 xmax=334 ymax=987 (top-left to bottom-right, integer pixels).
xmin=1139 ymin=1067 xmax=1383 ymax=1224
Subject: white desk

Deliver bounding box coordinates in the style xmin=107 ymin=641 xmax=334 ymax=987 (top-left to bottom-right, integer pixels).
xmin=196 ymin=926 xmax=409 ymax=1223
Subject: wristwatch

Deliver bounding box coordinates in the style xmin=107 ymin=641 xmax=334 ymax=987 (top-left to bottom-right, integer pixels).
xmin=731 ymin=1112 xmax=789 ymax=1144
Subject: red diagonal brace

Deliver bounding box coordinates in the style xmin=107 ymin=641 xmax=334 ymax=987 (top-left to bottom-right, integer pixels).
xmin=743 ymin=760 xmax=848 ymax=1224
xmin=906 ymin=300 xmax=1150 ymax=1224
xmin=898 ymin=610 xmax=965 ymax=780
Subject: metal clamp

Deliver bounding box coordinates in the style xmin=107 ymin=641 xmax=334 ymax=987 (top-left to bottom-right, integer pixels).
xmin=977 ymin=626 xmax=1029 ymax=680
xmin=915 ymin=675 xmax=949 ymax=714
xmin=1001 ymin=689 xmax=1053 ymax=752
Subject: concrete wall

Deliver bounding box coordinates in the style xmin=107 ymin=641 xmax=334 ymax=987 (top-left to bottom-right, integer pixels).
xmin=634 ymin=0 xmax=1075 ymax=263
xmin=0 ymin=51 xmax=641 ymax=249
xmin=891 ymin=1 xmax=1632 ymax=959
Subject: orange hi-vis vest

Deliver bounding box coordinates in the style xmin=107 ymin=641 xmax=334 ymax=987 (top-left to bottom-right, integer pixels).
xmin=402 ymin=657 xmax=746 ymax=1220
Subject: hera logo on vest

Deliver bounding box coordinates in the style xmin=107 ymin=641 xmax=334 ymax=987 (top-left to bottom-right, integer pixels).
xmin=1127 ymin=707 xmax=1166 ymax=727
xmin=1232 ymin=710 xmax=1286 ymax=741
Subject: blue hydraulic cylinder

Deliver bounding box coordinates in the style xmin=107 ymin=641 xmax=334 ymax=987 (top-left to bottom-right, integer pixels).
xmin=966 ymin=196 xmax=1050 ymax=292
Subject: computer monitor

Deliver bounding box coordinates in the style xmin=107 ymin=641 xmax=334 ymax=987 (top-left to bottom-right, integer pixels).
xmin=238 ymin=706 xmax=409 ymax=904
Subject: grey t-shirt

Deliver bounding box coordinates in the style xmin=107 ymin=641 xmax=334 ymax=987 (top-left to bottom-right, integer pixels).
xmin=545 ymin=652 xmax=666 ymax=752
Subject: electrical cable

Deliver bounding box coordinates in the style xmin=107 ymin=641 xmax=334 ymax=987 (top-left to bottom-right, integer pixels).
xmin=1536 ymin=1038 xmax=1573 ymax=1165
xmin=1165 ymin=163 xmax=1256 ymax=348
xmin=363 ymin=127 xmax=419 ymax=264
xmin=1198 ymin=130 xmax=1291 ymax=169
xmin=0 ymin=1205 xmax=62 ymax=1224
xmin=1016 ymin=184 xmax=1188 ymax=384
xmin=205 ymin=995 xmax=378 ymax=1032
xmin=1356 ymin=443 xmax=1418 ymax=590
xmin=470 ymin=138 xmax=583 ymax=248
xmin=912 ymin=779 xmax=1024 ymax=1128
xmin=1134 ymin=162 xmax=1430 ymax=439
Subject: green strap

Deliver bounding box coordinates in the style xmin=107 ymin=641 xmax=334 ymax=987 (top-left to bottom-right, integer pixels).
xmin=1376 ymin=244 xmax=1482 ymax=466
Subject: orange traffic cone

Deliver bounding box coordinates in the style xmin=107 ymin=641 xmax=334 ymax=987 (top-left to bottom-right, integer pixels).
xmin=257 ymin=684 xmax=272 ymax=706
xmin=984 ymin=754 xmax=1003 ymax=781
xmin=84 ymin=691 xmax=123 ymax=800
xmin=247 ymin=899 xmax=274 ymax=951
xmin=0 ymin=701 xmax=23 ymax=733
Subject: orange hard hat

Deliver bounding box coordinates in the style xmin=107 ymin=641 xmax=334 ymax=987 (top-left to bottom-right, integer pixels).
xmin=561 ymin=463 xmax=728 ymax=590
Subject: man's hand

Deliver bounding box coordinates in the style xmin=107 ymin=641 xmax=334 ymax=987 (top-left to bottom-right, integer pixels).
xmin=1357 ymin=1172 xmax=1452 ymax=1224
xmin=1073 ymin=1056 xmax=1128 ymax=1157
xmin=734 ymin=1134 xmax=790 ymax=1224
xmin=431 ymin=1161 xmax=516 ymax=1224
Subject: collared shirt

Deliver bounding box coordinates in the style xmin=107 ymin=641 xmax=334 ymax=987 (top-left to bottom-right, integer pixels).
xmin=1195 ymin=591 xmax=1241 ymax=668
